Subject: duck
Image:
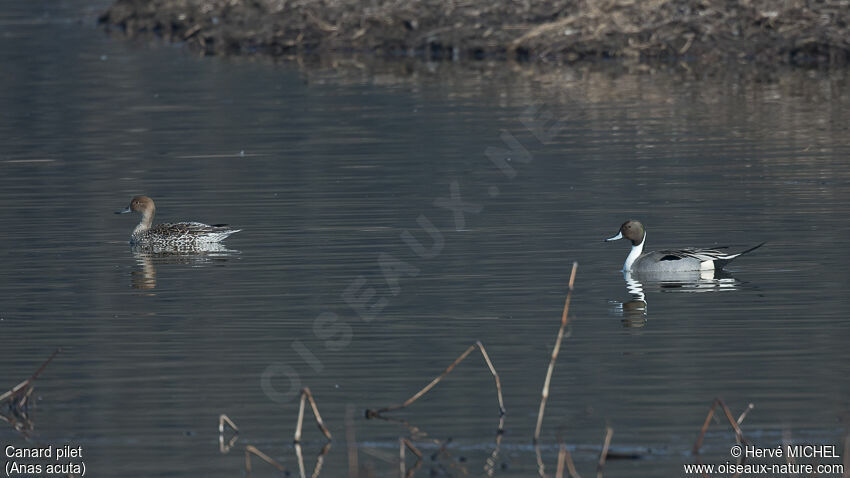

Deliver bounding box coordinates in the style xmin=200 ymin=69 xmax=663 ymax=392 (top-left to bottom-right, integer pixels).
xmin=605 ymin=220 xmax=763 ymax=272
xmin=116 ymin=196 xmax=240 ymax=248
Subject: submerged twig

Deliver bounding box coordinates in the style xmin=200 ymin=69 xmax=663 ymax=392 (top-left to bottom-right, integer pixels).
xmin=399 ymin=438 xmax=423 ymax=478
xmin=484 ymin=415 xmax=506 ymax=477
xmin=244 ymin=445 xmax=286 ymax=474
xmin=1 ymin=349 xmax=61 ymax=438
xmin=367 ymin=412 xmax=433 ymax=442
xmin=565 ymin=447 xmax=582 ymax=478
xmin=597 ymin=426 xmax=613 ymax=478
xmin=556 ymin=441 xmax=566 ymax=478
xmin=1 ymin=349 xmax=60 ymax=405
xmin=296 ymin=442 xmax=332 ymax=478
xmin=535 ymin=442 xmax=546 ymax=477
xmin=365 ymin=341 xmax=505 ymax=418
xmin=534 ymin=262 xmax=578 ymax=443
xmin=693 ymin=398 xmax=749 ymax=455
xmin=345 ymin=405 xmax=358 ymax=478
xmin=294 ymin=387 xmax=333 ymax=443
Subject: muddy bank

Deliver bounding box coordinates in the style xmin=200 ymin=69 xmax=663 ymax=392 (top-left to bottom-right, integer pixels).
xmin=99 ymin=0 xmax=850 ymax=66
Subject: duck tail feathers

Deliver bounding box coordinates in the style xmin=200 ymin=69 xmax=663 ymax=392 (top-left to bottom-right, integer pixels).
xmin=716 ymin=242 xmax=766 ymax=263
xmin=737 ymin=241 xmax=766 ymax=257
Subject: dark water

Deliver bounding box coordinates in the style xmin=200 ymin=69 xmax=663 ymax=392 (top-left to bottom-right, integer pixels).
xmin=1 ymin=2 xmax=849 ymax=477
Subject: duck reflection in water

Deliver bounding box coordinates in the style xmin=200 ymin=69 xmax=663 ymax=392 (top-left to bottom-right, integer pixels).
xmin=613 ymin=268 xmax=743 ymax=328
xmin=130 ymin=244 xmax=239 ymax=290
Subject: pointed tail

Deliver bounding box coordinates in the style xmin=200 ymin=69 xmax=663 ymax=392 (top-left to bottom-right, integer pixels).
xmin=736 ymin=241 xmax=766 ymax=257
xmin=716 ymin=242 xmax=765 ymax=267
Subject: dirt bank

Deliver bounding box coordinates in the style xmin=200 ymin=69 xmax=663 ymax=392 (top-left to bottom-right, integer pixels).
xmin=99 ymin=0 xmax=850 ymax=66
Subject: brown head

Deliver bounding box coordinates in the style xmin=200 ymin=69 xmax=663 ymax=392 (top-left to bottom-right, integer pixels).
xmin=116 ymin=196 xmax=156 ymax=228
xmin=605 ymin=220 xmax=645 ymax=246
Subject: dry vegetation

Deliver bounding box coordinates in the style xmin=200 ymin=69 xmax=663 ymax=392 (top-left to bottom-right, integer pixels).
xmin=99 ymin=0 xmax=850 ymax=65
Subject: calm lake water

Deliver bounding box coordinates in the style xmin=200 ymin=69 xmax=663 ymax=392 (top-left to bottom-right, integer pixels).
xmin=1 ymin=2 xmax=849 ymax=477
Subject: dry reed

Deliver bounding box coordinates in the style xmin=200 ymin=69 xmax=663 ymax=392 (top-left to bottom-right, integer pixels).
xmin=218 ymin=414 xmax=239 ymax=453
xmin=398 ymin=438 xmax=423 ymax=478
xmin=596 ymin=426 xmax=613 ymax=478
xmin=345 ymin=404 xmax=358 ymax=478
xmin=244 ymin=445 xmax=286 ymax=474
xmin=534 ymin=262 xmax=578 ymax=443
xmin=564 ymin=447 xmax=582 ymax=478
xmin=365 ymin=340 xmax=505 ymax=418
xmin=296 ymin=442 xmax=332 ymax=478
xmin=692 ymin=398 xmax=749 ymax=455
xmin=294 ymin=387 xmax=333 ymax=443
xmin=556 ymin=442 xmax=566 ymax=478
xmin=1 ymin=349 xmax=60 ymax=406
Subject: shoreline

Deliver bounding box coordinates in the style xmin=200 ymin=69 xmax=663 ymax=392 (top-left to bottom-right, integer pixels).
xmin=99 ymin=0 xmax=850 ymax=67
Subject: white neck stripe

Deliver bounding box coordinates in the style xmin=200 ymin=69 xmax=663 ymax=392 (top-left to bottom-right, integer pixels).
xmin=623 ymin=232 xmax=645 ymax=271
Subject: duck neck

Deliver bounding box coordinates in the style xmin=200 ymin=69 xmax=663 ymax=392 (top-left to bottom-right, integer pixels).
xmin=133 ymin=210 xmax=154 ymax=236
xmin=623 ymin=233 xmax=645 ymax=271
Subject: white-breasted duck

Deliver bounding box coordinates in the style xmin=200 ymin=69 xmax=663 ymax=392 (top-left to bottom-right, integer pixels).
xmin=605 ymin=220 xmax=763 ymax=272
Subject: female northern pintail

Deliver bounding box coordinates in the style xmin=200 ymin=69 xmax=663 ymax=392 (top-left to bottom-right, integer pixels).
xmin=605 ymin=220 xmax=763 ymax=272
xmin=116 ymin=196 xmax=240 ymax=247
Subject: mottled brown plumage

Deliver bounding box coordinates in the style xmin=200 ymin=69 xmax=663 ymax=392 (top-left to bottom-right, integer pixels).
xmin=116 ymin=196 xmax=240 ymax=248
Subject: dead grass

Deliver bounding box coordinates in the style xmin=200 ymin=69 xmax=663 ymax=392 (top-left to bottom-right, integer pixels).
xmin=99 ymin=0 xmax=850 ymax=65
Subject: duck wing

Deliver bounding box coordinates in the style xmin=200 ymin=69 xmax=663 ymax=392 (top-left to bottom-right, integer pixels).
xmin=656 ymin=247 xmax=731 ymax=262
xmin=656 ymin=243 xmax=765 ymax=267
xmin=150 ymin=222 xmax=231 ymax=235
xmin=149 ymin=222 xmax=241 ymax=242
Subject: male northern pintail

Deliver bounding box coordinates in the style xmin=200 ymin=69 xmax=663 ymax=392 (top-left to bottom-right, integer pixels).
xmin=116 ymin=196 xmax=240 ymax=247
xmin=605 ymin=220 xmax=764 ymax=272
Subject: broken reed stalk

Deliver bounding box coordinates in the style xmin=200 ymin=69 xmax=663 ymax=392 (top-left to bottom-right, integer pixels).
xmin=401 ymin=438 xmax=423 ymax=459
xmin=597 ymin=426 xmax=613 ymax=478
xmin=398 ymin=439 xmax=404 ymax=478
xmin=693 ymin=398 xmax=748 ymax=455
xmin=345 ymin=405 xmax=358 ymax=478
xmin=534 ymin=262 xmax=578 ymax=443
xmin=295 ymin=443 xmax=306 ymax=478
xmin=294 ymin=387 xmax=332 ymax=443
xmin=295 ymin=442 xmax=332 ymax=478
xmin=366 ymin=341 xmax=505 ymax=417
xmin=399 ymin=438 xmax=423 ymax=478
xmin=218 ymin=414 xmax=239 ymax=453
xmin=735 ymin=403 xmax=754 ymax=425
xmin=535 ymin=443 xmax=546 ymax=478
xmin=0 ymin=348 xmax=60 ymax=404
xmin=244 ymin=445 xmax=286 ymax=474
xmin=476 ymin=341 xmax=506 ymax=416
xmin=556 ymin=442 xmax=566 ymax=478
xmin=484 ymin=415 xmax=506 ymax=477
xmin=313 ymin=443 xmax=331 ymax=478
xmin=565 ymin=448 xmax=582 ymax=478
xmin=219 ymin=414 xmax=239 ymax=433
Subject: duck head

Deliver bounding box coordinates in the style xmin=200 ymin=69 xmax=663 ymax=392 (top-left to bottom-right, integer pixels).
xmin=605 ymin=220 xmax=645 ymax=246
xmin=116 ymin=195 xmax=156 ymax=233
